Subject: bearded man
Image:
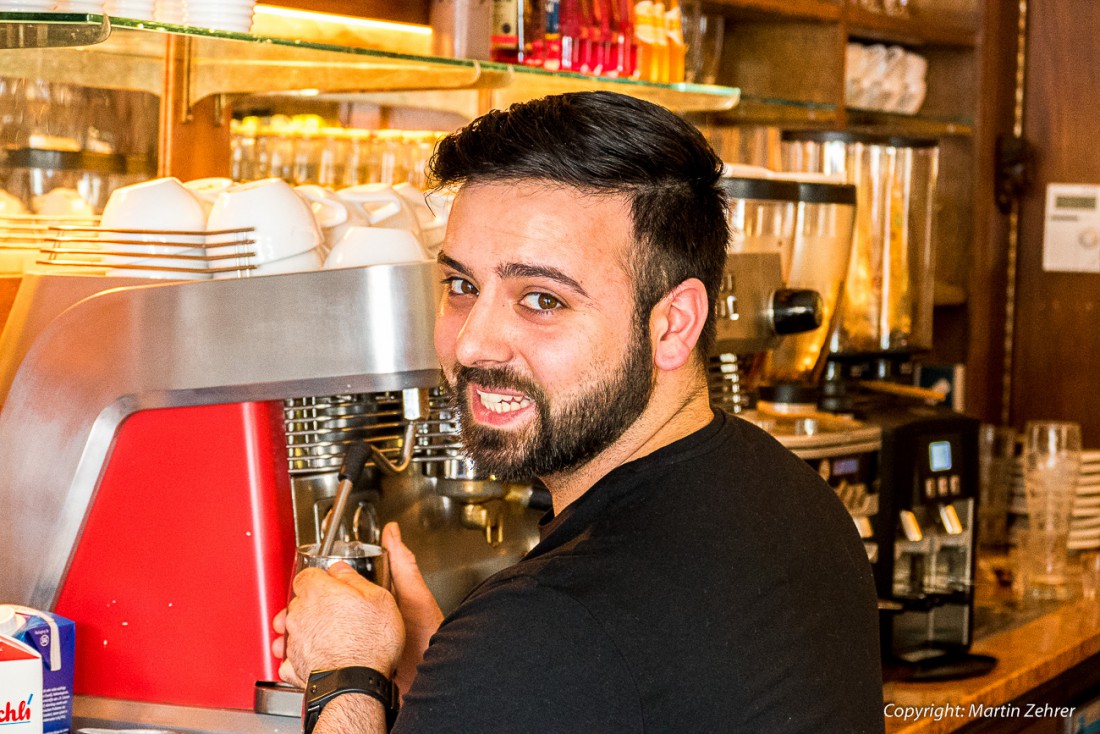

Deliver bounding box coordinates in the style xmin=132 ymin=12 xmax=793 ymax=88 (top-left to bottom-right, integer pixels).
xmin=274 ymin=91 xmax=885 ymax=734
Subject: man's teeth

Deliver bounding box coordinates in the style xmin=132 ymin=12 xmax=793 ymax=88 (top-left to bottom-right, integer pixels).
xmin=477 ymin=389 xmax=533 ymax=414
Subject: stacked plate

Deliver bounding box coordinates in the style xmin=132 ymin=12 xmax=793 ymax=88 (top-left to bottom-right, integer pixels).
xmin=186 ymin=0 xmax=254 ymax=33
xmin=1010 ymin=450 xmax=1100 ymax=550
xmin=57 ymin=0 xmax=105 ymax=11
xmin=153 ymin=0 xmax=183 ymax=23
xmin=0 ymin=1 xmax=58 ymax=9
xmin=104 ymin=0 xmax=154 ymax=19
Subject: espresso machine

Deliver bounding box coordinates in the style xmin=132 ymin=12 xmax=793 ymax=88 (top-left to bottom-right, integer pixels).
xmin=0 ymin=263 xmax=446 ymax=731
xmin=709 ymin=171 xmax=884 ymax=562
xmin=780 ymin=131 xmax=993 ymax=680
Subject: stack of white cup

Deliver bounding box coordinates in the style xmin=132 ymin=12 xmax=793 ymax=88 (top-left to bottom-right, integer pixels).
xmin=56 ymin=0 xmax=105 ymax=12
xmin=0 ymin=0 xmax=58 ymax=10
xmin=186 ymin=0 xmax=255 ymax=32
xmin=103 ymin=0 xmax=154 ymax=20
xmin=153 ymin=0 xmax=184 ymax=23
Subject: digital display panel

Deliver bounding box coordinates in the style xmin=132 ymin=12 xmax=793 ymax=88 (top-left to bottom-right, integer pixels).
xmin=832 ymin=457 xmax=859 ymax=476
xmin=1056 ymin=195 xmax=1098 ymax=210
xmin=929 ymin=441 xmax=952 ymax=472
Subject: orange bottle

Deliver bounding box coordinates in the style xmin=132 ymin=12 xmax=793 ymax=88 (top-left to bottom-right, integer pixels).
xmin=665 ymin=0 xmax=685 ymax=82
xmin=632 ymin=0 xmax=655 ymax=80
xmin=651 ymin=0 xmax=669 ymax=82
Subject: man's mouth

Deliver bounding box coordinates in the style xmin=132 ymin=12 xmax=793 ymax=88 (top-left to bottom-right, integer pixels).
xmin=476 ymin=388 xmax=533 ymax=414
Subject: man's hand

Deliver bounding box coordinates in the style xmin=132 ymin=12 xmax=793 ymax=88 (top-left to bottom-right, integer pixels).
xmin=382 ymin=522 xmax=445 ymax=695
xmin=272 ymin=560 xmax=405 ymax=687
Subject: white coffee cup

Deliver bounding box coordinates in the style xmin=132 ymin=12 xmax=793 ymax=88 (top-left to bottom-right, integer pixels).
xmin=100 ymin=177 xmax=209 ymax=278
xmin=101 ymin=177 xmax=206 ymax=235
xmin=323 ymin=226 xmax=430 ymax=270
xmin=184 ymin=177 xmax=234 ymax=217
xmin=338 ymin=184 xmax=424 ymax=241
xmin=207 ymin=178 xmax=323 ymax=264
xmin=32 ymin=188 xmax=94 ymax=218
xmin=394 ymin=182 xmax=450 ymax=255
xmin=251 ymin=247 xmax=324 ymax=277
xmin=294 ymin=184 xmax=354 ymax=255
xmin=0 ymin=189 xmax=28 ymax=216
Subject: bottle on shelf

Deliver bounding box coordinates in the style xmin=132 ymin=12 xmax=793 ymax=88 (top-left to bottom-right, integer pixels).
xmin=543 ymin=0 xmax=563 ymax=71
xmin=559 ymin=0 xmax=585 ymax=72
xmin=523 ymin=0 xmax=548 ymax=67
xmin=650 ymin=0 xmax=669 ymax=82
xmin=491 ymin=0 xmax=526 ymax=63
xmin=665 ymin=0 xmax=685 ymax=82
xmin=633 ymin=0 xmax=656 ymax=80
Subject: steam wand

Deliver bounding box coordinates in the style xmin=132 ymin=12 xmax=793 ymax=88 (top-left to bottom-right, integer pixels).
xmin=318 ymin=441 xmax=370 ymax=556
xmin=369 ymin=421 xmax=419 ymax=476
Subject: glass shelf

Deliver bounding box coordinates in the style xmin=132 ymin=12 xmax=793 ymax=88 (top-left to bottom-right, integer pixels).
xmin=712 ymin=94 xmax=840 ymax=125
xmin=0 ymin=12 xmax=109 ymax=49
xmin=0 ymin=13 xmax=740 ymax=114
xmin=846 ymin=107 xmax=974 ymax=137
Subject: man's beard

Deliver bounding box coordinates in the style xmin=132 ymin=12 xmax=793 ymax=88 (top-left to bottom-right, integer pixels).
xmin=446 ymin=322 xmax=655 ymax=481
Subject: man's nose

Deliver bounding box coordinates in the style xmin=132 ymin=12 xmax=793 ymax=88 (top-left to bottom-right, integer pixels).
xmin=453 ymin=295 xmax=513 ymax=367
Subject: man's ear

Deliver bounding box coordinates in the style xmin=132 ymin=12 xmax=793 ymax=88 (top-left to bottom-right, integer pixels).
xmin=649 ymin=278 xmax=709 ymax=372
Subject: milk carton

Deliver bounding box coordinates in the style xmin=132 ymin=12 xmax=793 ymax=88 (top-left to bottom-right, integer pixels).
xmin=1 ymin=607 xmax=75 ymax=734
xmin=0 ymin=609 xmax=42 ymax=734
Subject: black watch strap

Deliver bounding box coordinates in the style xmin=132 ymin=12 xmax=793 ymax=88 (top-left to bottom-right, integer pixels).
xmin=302 ymin=666 xmax=399 ymax=733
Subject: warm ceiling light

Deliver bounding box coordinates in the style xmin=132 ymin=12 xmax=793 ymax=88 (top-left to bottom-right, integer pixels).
xmin=253 ymin=5 xmax=432 ymax=36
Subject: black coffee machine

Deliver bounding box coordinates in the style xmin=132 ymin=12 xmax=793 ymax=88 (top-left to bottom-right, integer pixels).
xmin=826 ymin=358 xmax=994 ymax=682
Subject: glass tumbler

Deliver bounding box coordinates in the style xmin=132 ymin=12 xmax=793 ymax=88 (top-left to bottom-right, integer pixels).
xmin=1022 ymin=421 xmax=1082 ymax=599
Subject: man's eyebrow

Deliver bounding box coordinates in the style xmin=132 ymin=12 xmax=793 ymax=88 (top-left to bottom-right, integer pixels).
xmin=496 ymin=262 xmax=590 ymax=299
xmin=437 ymin=252 xmax=472 ymax=275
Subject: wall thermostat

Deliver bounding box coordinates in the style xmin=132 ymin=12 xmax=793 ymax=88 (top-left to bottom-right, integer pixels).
xmin=1043 ymin=183 xmax=1100 ymax=273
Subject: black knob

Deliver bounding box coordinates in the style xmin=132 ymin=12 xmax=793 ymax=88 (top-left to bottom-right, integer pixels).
xmin=770 ymin=289 xmax=823 ymax=335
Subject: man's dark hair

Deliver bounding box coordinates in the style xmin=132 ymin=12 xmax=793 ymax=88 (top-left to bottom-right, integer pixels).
xmin=428 ymin=91 xmax=729 ymax=357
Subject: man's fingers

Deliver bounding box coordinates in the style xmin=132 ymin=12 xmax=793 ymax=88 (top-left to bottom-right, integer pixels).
xmin=272 ymin=607 xmax=287 ymax=635
xmin=278 ymin=657 xmax=303 ymax=687
xmin=383 ymin=522 xmax=441 ymax=621
xmin=271 ymin=634 xmax=286 ymax=660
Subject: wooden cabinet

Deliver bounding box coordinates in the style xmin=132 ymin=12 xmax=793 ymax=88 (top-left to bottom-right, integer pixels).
xmin=689 ymin=0 xmax=1017 ymax=421
xmin=0 ymin=2 xmax=1017 ymax=421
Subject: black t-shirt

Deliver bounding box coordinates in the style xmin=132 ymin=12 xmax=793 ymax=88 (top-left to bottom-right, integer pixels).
xmin=395 ymin=410 xmax=885 ymax=733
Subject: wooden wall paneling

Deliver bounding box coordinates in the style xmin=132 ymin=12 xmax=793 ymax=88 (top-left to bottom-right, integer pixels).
xmin=962 ymin=0 xmax=1018 ymax=423
xmin=920 ymin=46 xmax=977 ymax=119
xmin=718 ymin=20 xmax=845 ymax=105
xmin=157 ymin=36 xmax=233 ymax=180
xmin=1014 ymin=0 xmax=1100 ymax=445
xmin=265 ymin=0 xmax=429 ymax=25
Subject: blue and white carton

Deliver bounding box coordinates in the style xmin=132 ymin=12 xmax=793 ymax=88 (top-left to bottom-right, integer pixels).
xmin=0 ymin=606 xmax=75 ymax=734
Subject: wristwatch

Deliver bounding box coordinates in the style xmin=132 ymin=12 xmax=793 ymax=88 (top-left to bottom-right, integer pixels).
xmin=302 ymin=666 xmax=400 ymax=733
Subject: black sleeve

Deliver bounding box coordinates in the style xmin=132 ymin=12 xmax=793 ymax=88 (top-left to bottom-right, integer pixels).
xmin=392 ymin=575 xmax=644 ymax=734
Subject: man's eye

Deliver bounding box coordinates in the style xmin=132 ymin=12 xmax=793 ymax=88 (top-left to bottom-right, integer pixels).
xmin=520 ymin=292 xmax=563 ymax=311
xmin=443 ymin=277 xmax=478 ymax=296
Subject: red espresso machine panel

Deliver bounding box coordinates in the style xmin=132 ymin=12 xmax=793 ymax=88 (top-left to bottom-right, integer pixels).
xmin=55 ymin=401 xmax=295 ymax=710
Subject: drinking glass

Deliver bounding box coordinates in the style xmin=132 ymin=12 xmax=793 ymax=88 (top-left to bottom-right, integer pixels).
xmin=290 ymin=541 xmax=391 ymax=601
xmin=1022 ymin=421 xmax=1082 ymax=599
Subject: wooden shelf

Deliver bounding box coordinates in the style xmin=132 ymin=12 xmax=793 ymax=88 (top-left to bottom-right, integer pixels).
xmin=845 ymin=7 xmax=977 ymax=47
xmin=705 ymin=0 xmax=841 ymax=23
xmin=845 ymin=107 xmax=975 ymax=137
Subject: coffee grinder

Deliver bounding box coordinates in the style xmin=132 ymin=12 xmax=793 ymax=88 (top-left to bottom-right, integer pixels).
xmin=709 ymin=171 xmax=884 ymax=563
xmin=780 ymin=131 xmax=994 ymax=680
